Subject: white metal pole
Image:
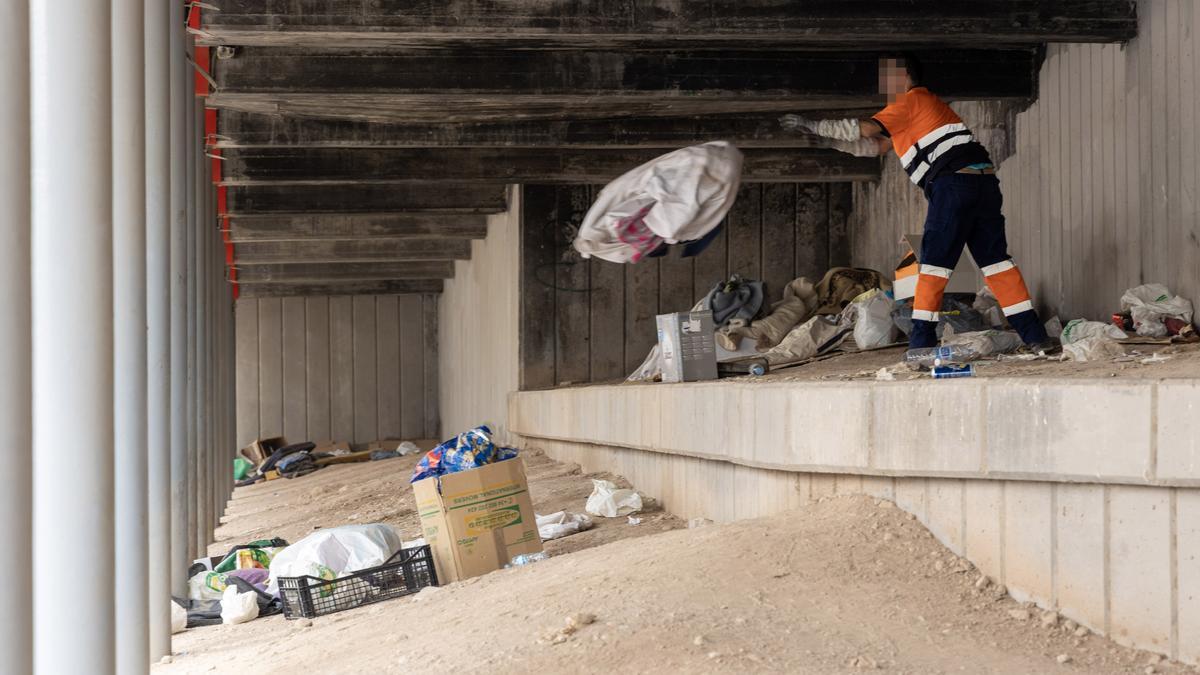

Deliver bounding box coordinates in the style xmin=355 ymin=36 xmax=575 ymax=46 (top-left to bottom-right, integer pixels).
xmin=31 ymin=0 xmax=115 ymax=672
xmin=113 ymin=0 xmax=149 ymax=669
xmin=169 ymin=0 xmax=191 ymax=595
xmin=0 ymin=2 xmax=31 ymax=673
xmin=145 ymin=0 xmax=173 ymax=658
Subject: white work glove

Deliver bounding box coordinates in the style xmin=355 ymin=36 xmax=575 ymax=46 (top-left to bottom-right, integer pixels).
xmin=780 ymin=115 xmax=861 ymax=142
xmin=830 ymin=137 xmax=883 ymax=157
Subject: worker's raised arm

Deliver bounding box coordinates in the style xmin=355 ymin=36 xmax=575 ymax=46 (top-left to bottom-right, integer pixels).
xmin=779 ymin=115 xmax=891 ymax=157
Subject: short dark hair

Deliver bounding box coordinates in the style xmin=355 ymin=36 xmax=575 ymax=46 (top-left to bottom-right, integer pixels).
xmin=880 ymin=52 xmax=923 ymax=86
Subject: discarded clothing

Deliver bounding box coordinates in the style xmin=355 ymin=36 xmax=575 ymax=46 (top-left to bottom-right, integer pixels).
xmin=704 ymin=274 xmax=765 ymax=327
xmin=718 ymin=277 xmax=819 ymax=351
xmin=259 ymin=442 xmax=315 ymax=474
xmin=410 ymin=425 xmax=518 ymax=483
xmin=814 ymin=267 xmax=891 ymax=315
xmin=574 ymin=141 xmax=743 ymax=264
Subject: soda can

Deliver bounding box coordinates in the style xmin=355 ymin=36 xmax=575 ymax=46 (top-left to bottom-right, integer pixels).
xmin=931 ymin=364 xmax=975 ymax=379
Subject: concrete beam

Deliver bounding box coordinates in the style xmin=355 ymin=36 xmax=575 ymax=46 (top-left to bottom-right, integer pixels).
xmin=200 ymin=1 xmax=1137 ymax=49
xmin=228 ymin=213 xmax=489 ymax=242
xmin=225 ymin=183 xmax=508 ymax=214
xmin=215 ymin=110 xmax=868 ymax=149
xmin=233 ymin=238 xmax=472 ymax=264
xmin=237 ymin=279 xmax=445 ymax=297
xmin=209 ymin=48 xmax=1037 ymax=123
xmin=221 ymin=147 xmax=880 ymax=184
xmin=235 ymin=260 xmax=455 ymax=283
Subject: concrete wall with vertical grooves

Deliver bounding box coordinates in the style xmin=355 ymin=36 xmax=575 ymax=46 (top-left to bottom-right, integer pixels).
xmin=234 ymin=293 xmax=438 ymax=447
xmin=849 ymin=0 xmax=1200 ymax=321
xmin=438 ymin=185 xmax=522 ymax=443
xmin=510 ymin=379 xmax=1200 ymax=663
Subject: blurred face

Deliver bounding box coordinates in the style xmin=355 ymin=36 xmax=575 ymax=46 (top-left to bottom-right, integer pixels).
xmin=879 ymin=58 xmax=910 ymax=102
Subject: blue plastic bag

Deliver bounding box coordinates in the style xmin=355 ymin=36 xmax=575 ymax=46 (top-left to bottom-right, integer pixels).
xmin=410 ymin=426 xmax=518 ymax=483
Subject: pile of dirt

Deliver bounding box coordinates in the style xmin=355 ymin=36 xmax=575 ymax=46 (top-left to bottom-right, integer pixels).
xmin=163 ymin=480 xmax=1191 ymax=674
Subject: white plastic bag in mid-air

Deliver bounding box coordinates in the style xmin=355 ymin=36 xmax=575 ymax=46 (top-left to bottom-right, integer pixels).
xmin=220 ymin=586 xmax=260 ymax=625
xmin=574 ymin=142 xmax=744 ymax=263
xmin=266 ymin=523 xmax=401 ymax=595
xmin=585 ymin=479 xmax=643 ymax=518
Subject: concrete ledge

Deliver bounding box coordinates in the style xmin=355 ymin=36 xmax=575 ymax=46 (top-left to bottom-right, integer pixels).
xmin=510 ymin=378 xmax=1200 ymax=487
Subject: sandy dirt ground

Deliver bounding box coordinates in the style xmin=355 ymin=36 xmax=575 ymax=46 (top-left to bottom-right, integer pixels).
xmin=160 ymin=453 xmax=1195 ymax=675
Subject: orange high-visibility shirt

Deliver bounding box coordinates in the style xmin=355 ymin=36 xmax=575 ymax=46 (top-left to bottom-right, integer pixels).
xmin=871 ymin=87 xmax=991 ymax=192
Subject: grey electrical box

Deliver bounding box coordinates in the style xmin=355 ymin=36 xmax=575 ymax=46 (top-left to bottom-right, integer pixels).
xmin=656 ymin=311 xmax=718 ymax=383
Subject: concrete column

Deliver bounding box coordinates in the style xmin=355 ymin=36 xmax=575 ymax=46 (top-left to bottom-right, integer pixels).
xmin=0 ymin=2 xmax=31 ymax=673
xmin=184 ymin=75 xmax=198 ymax=564
xmin=31 ymin=0 xmax=115 ymax=672
xmin=169 ymin=0 xmax=191 ymax=595
xmin=144 ymin=0 xmax=173 ymax=659
xmin=113 ymin=0 xmax=149 ymax=670
xmin=193 ymin=99 xmax=209 ymax=556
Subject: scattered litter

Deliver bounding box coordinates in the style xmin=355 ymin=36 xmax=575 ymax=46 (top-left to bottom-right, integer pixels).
xmin=1056 ymin=654 xmax=1072 ymax=665
xmin=942 ymin=328 xmax=1023 ymax=357
xmin=369 ymin=450 xmax=400 ymax=461
xmin=1061 ymin=318 xmax=1126 ymax=344
xmin=627 ymin=344 xmax=662 ymax=382
xmin=410 ymin=426 xmax=518 ymax=483
xmin=267 ymin=523 xmax=403 ymax=596
xmin=627 ymin=516 xmax=643 ymax=526
xmin=220 ymin=586 xmax=260 ymax=625
xmin=509 ymin=551 xmax=550 ymax=567
xmin=585 ymin=479 xmax=643 ymax=518
xmin=1140 ymin=353 xmax=1172 ymax=365
xmin=1062 ymin=335 xmax=1125 ymax=363
xmin=973 ymin=286 xmax=1005 ymax=328
xmin=688 ymin=518 xmax=714 ymax=529
xmin=931 ymin=364 xmax=975 ymax=379
xmin=536 ymin=511 xmax=594 ymax=541
xmin=845 ymin=288 xmax=898 ymax=350
xmin=875 ymin=366 xmax=896 ymax=381
xmin=995 ymin=353 xmax=1043 ymax=362
xmin=397 ymin=441 xmax=421 ymax=456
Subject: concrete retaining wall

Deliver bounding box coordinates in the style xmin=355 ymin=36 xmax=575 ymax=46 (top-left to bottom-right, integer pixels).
xmin=510 ymin=378 xmax=1200 ymax=663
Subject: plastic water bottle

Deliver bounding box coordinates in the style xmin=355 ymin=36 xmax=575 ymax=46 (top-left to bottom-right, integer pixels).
xmin=508 ymin=551 xmax=549 ymax=567
xmin=904 ymin=345 xmax=980 ymax=368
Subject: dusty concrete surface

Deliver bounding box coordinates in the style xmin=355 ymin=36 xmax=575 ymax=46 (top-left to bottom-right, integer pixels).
xmin=161 ymin=453 xmax=1196 ymax=674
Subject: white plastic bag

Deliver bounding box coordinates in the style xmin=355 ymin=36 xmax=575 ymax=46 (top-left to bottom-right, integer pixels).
xmin=1060 ymin=318 xmax=1126 ymax=344
xmin=536 ymin=511 xmax=594 ymax=540
xmin=942 ymin=329 xmax=1023 ymax=356
xmin=267 ymin=523 xmax=401 ymax=595
xmin=585 ymin=479 xmax=643 ymax=518
xmin=973 ymin=287 xmax=1005 ymax=328
xmin=1062 ymin=335 xmax=1126 ymax=362
xmin=397 ymin=441 xmax=421 ymax=456
xmin=844 ymin=289 xmax=897 ymax=350
xmin=1121 ymin=284 xmax=1194 ymax=337
xmin=626 ymin=344 xmax=663 ymax=382
xmin=170 ymin=600 xmax=188 ymax=634
xmin=220 ymin=586 xmax=260 ymax=625
xmin=574 ymin=142 xmax=744 ymax=263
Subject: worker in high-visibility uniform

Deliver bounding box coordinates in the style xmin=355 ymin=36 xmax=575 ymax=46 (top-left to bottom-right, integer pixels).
xmin=782 ymin=55 xmax=1050 ymax=350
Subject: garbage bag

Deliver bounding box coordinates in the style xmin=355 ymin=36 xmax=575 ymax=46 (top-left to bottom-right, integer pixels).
xmin=759 ymin=315 xmax=851 ymax=366
xmin=266 ymin=523 xmax=402 ymax=596
xmin=892 ymin=295 xmax=988 ymax=337
xmin=410 ymin=426 xmax=518 ymax=483
xmin=843 ymin=289 xmax=898 ymax=350
xmin=536 ymin=511 xmax=594 ymax=540
xmin=1120 ymin=284 xmax=1195 ymax=337
xmin=220 ymin=585 xmax=260 ymax=625
xmin=941 ymin=329 xmax=1023 ymax=356
xmin=574 ymin=142 xmax=743 ymax=263
xmin=213 ymin=537 xmax=289 ymax=574
xmin=1060 ymin=319 xmax=1127 ymax=344
xmin=1062 ymin=335 xmax=1126 ymax=362
xmin=171 ymin=600 xmax=188 ymax=634
xmin=973 ymin=287 xmax=1006 ymax=328
xmin=233 ymin=457 xmax=255 ymax=481
xmin=585 ymin=480 xmax=643 ymax=518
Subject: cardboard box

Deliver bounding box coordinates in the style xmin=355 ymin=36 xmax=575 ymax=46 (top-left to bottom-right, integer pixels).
xmin=656 ymin=310 xmax=718 ymax=383
xmin=893 ymin=234 xmax=980 ymax=301
xmin=413 ymin=458 xmax=542 ymax=583
xmin=240 ymin=436 xmax=287 ymax=466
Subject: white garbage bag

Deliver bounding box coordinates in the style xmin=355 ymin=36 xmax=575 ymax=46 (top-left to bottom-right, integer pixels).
xmin=220 ymin=586 xmax=260 ymax=625
xmin=574 ymin=142 xmax=744 ymax=263
xmin=842 ymin=289 xmax=897 ymax=350
xmin=626 ymin=344 xmax=663 ymax=382
xmin=1062 ymin=335 xmax=1126 ymax=362
xmin=1060 ymin=318 xmax=1127 ymax=344
xmin=1120 ymin=283 xmax=1194 ymax=337
xmin=267 ymin=523 xmax=402 ymax=595
xmin=536 ymin=511 xmax=594 ymax=540
xmin=170 ymin=600 xmax=188 ymax=634
xmin=585 ymin=479 xmax=643 ymax=518
xmin=973 ymin=287 xmax=1006 ymax=328
xmin=942 ymin=329 xmax=1023 ymax=356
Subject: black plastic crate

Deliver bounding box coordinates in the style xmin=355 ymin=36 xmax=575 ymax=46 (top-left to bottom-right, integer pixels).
xmin=277 ymin=545 xmax=439 ymax=619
